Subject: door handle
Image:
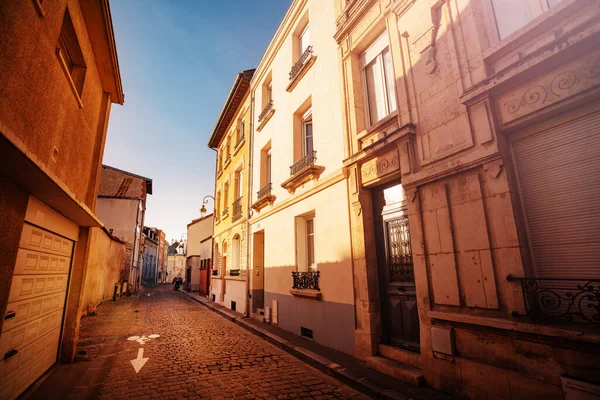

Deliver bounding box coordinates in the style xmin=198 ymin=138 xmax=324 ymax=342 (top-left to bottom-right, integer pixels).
xmin=4 ymin=349 xmax=18 ymax=360
xmin=4 ymin=311 xmax=16 ymax=320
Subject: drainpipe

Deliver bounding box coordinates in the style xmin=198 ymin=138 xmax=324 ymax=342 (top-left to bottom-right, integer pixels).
xmin=244 ymin=90 xmax=255 ymax=318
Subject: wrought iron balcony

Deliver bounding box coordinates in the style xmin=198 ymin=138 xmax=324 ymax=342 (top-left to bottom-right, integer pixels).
xmin=290 ymin=46 xmax=313 ymax=81
xmin=290 ymin=150 xmax=317 ymax=176
xmin=232 ymin=197 xmax=243 ymax=222
xmin=229 ymin=269 xmax=241 ymax=277
xmin=507 ymin=275 xmax=600 ymax=324
xmin=292 ymin=271 xmax=320 ymax=291
xmin=222 ymin=206 xmax=229 ymax=218
xmin=234 ymin=133 xmax=245 ymax=150
xmin=211 ymin=269 xmax=219 ymax=276
xmin=258 ymin=100 xmax=274 ymax=122
xmin=224 ymin=155 xmax=231 ymax=166
xmin=257 ymin=183 xmax=272 ymax=199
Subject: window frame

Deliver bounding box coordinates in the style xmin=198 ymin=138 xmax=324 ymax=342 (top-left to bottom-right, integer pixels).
xmin=484 ymin=0 xmax=559 ymax=44
xmin=301 ymin=110 xmax=313 ymax=157
xmin=306 ymin=217 xmax=316 ymax=272
xmin=360 ymin=33 xmax=397 ymax=128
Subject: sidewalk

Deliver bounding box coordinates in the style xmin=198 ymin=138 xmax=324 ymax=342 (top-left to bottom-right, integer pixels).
xmin=183 ymin=291 xmax=452 ymax=400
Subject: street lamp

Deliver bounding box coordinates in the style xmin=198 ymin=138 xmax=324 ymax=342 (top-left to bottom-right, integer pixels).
xmin=200 ymin=195 xmax=215 ymax=217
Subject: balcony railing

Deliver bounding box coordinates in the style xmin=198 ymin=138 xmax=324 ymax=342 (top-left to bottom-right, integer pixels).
xmin=507 ymin=275 xmax=600 ymax=324
xmin=292 ymin=271 xmax=320 ymax=291
xmin=232 ymin=197 xmax=243 ymax=222
xmin=222 ymin=206 xmax=229 ymax=218
xmin=290 ymin=150 xmax=317 ymax=176
xmin=211 ymin=269 xmax=219 ymax=276
xmin=290 ymin=46 xmax=313 ymax=81
xmin=224 ymin=155 xmax=231 ymax=165
xmin=234 ymin=133 xmax=245 ymax=150
xmin=258 ymin=100 xmax=274 ymax=122
xmin=257 ymin=183 xmax=272 ymax=199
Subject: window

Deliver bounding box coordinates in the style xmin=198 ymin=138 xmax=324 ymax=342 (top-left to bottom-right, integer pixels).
xmin=295 ymin=213 xmax=316 ymax=272
xmin=222 ymin=241 xmax=228 ymax=271
xmin=302 ymin=111 xmax=313 ymax=156
xmin=56 ymin=8 xmax=86 ymax=99
xmin=490 ymin=0 xmax=559 ymax=40
xmin=361 ymin=33 xmax=397 ymax=126
xmin=235 ymin=169 xmax=243 ymax=200
xmin=299 ymin=24 xmax=310 ymax=55
xmin=239 ymin=118 xmax=245 ymax=142
xmin=223 ymin=182 xmax=229 ymax=211
xmin=266 ymin=151 xmax=272 ymax=185
xmin=232 ymin=234 xmax=241 ymax=270
xmin=226 ymin=136 xmax=231 ymax=159
xmin=216 ymin=191 xmax=221 ymax=215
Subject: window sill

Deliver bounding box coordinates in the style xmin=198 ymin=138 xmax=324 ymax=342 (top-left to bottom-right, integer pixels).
xmin=286 ymin=55 xmax=317 ymax=93
xmin=256 ymin=109 xmax=275 ymax=132
xmin=217 ymin=169 xmax=223 ymax=179
xmin=290 ymin=289 xmax=321 ymax=300
xmin=223 ymin=157 xmax=232 ymax=169
xmin=428 ymin=311 xmax=600 ymax=344
xmin=281 ymin=164 xmax=325 ymax=194
xmin=56 ymin=48 xmax=83 ymax=109
xmin=225 ymin=275 xmax=245 ymax=282
xmin=251 ymin=194 xmax=276 ymax=212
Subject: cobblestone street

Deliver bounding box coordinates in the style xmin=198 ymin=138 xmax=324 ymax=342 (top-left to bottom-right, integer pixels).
xmin=35 ymin=285 xmax=368 ymax=399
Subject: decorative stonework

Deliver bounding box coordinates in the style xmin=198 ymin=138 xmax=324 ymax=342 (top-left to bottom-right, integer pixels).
xmin=360 ymin=150 xmax=400 ymax=184
xmin=498 ymin=53 xmax=600 ymax=124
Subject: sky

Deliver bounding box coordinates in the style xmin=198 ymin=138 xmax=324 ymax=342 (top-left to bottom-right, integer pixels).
xmin=103 ymin=0 xmax=292 ymax=242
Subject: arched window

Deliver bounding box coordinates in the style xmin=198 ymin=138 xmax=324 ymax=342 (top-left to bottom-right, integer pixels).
xmin=232 ymin=234 xmax=241 ymax=270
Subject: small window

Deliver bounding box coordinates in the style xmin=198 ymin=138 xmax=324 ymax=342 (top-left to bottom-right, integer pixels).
xmin=361 ymin=33 xmax=397 ymax=126
xmin=295 ymin=213 xmax=316 ymax=272
xmin=306 ymin=217 xmax=315 ymax=271
xmin=232 ymin=234 xmax=241 ymax=270
xmin=266 ymin=151 xmax=272 ymax=185
xmin=56 ymin=8 xmax=86 ymax=99
xmin=302 ymin=111 xmax=313 ymax=157
xmin=235 ymin=170 xmax=243 ymax=200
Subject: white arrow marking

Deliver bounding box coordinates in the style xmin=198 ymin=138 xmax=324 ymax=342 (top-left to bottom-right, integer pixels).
xmin=130 ymin=348 xmax=149 ymax=373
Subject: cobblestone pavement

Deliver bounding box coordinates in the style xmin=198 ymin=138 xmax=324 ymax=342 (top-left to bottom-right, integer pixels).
xmin=89 ymin=285 xmax=369 ymax=399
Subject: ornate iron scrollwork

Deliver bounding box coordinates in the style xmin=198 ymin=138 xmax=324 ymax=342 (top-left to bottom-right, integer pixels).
xmin=387 ymin=216 xmax=414 ymax=283
xmin=292 ymin=271 xmax=320 ymax=291
xmin=290 ymin=151 xmax=317 ymax=176
xmin=507 ymin=275 xmax=600 ymax=324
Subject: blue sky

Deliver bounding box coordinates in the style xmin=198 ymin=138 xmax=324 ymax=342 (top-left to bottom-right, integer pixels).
xmin=103 ymin=0 xmax=292 ymax=242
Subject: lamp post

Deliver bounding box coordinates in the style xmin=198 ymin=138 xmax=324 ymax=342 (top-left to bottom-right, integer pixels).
xmin=200 ymin=195 xmax=215 ymax=217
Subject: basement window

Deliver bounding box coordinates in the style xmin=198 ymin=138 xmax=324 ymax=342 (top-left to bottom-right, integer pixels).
xmin=300 ymin=327 xmax=313 ymax=340
xmin=56 ymin=8 xmax=86 ymax=106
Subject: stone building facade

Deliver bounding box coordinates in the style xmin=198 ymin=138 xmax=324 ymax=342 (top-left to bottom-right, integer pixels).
xmin=187 ymin=214 xmax=214 ymax=295
xmin=208 ymin=70 xmax=254 ymax=315
xmin=334 ymin=0 xmax=600 ymax=398
xmin=141 ymin=227 xmax=159 ymax=285
xmin=0 ymin=0 xmax=124 ymax=398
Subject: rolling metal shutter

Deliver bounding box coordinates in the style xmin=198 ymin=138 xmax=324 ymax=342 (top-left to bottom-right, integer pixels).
xmin=512 ymin=111 xmax=600 ymax=278
xmin=0 ymin=223 xmax=73 ymax=400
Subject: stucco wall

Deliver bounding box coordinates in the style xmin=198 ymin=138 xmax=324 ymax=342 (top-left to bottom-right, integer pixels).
xmin=0 ymin=0 xmax=111 ymax=208
xmin=80 ymin=227 xmax=125 ymax=316
xmin=96 ymin=198 xmax=139 ymax=244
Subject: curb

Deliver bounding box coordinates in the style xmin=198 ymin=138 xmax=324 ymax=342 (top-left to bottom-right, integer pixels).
xmin=183 ymin=292 xmax=407 ymax=400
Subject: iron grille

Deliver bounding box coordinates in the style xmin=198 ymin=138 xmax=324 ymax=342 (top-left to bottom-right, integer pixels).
xmin=257 ymin=183 xmax=272 ymax=199
xmin=507 ymin=275 xmax=600 ymax=324
xmin=289 ymin=46 xmax=313 ymax=81
xmin=222 ymin=206 xmax=229 ymax=217
xmin=387 ymin=216 xmax=414 ymax=283
xmin=258 ymin=100 xmax=274 ymax=122
xmin=234 ymin=133 xmax=245 ymax=149
xmin=211 ymin=270 xmax=219 ymax=276
xmin=232 ymin=197 xmax=243 ymax=221
xmin=292 ymin=271 xmax=320 ymax=291
xmin=290 ymin=151 xmax=317 ymax=176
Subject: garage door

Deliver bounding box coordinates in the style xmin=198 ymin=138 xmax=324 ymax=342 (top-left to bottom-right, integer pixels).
xmin=512 ymin=110 xmax=600 ymax=278
xmin=0 ymin=223 xmax=73 ymax=400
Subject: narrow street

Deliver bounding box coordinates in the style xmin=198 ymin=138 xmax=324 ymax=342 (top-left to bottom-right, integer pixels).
xmin=31 ymin=285 xmax=368 ymax=400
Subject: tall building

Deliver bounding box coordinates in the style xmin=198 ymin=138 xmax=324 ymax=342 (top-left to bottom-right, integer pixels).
xmin=0 ymin=0 xmax=124 ymax=398
xmin=141 ymin=227 xmax=159 ymax=285
xmin=334 ymin=0 xmax=600 ymax=397
xmin=96 ymin=165 xmax=152 ymax=293
xmin=208 ymin=70 xmax=254 ymax=314
xmin=246 ymin=0 xmax=355 ymax=355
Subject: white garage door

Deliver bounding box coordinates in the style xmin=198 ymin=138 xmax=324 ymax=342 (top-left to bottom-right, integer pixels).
xmin=512 ymin=110 xmax=600 ymax=278
xmin=0 ymin=223 xmax=73 ymax=400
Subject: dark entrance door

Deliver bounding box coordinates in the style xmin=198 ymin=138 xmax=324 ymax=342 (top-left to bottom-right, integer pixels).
xmin=374 ymin=183 xmax=420 ymax=351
